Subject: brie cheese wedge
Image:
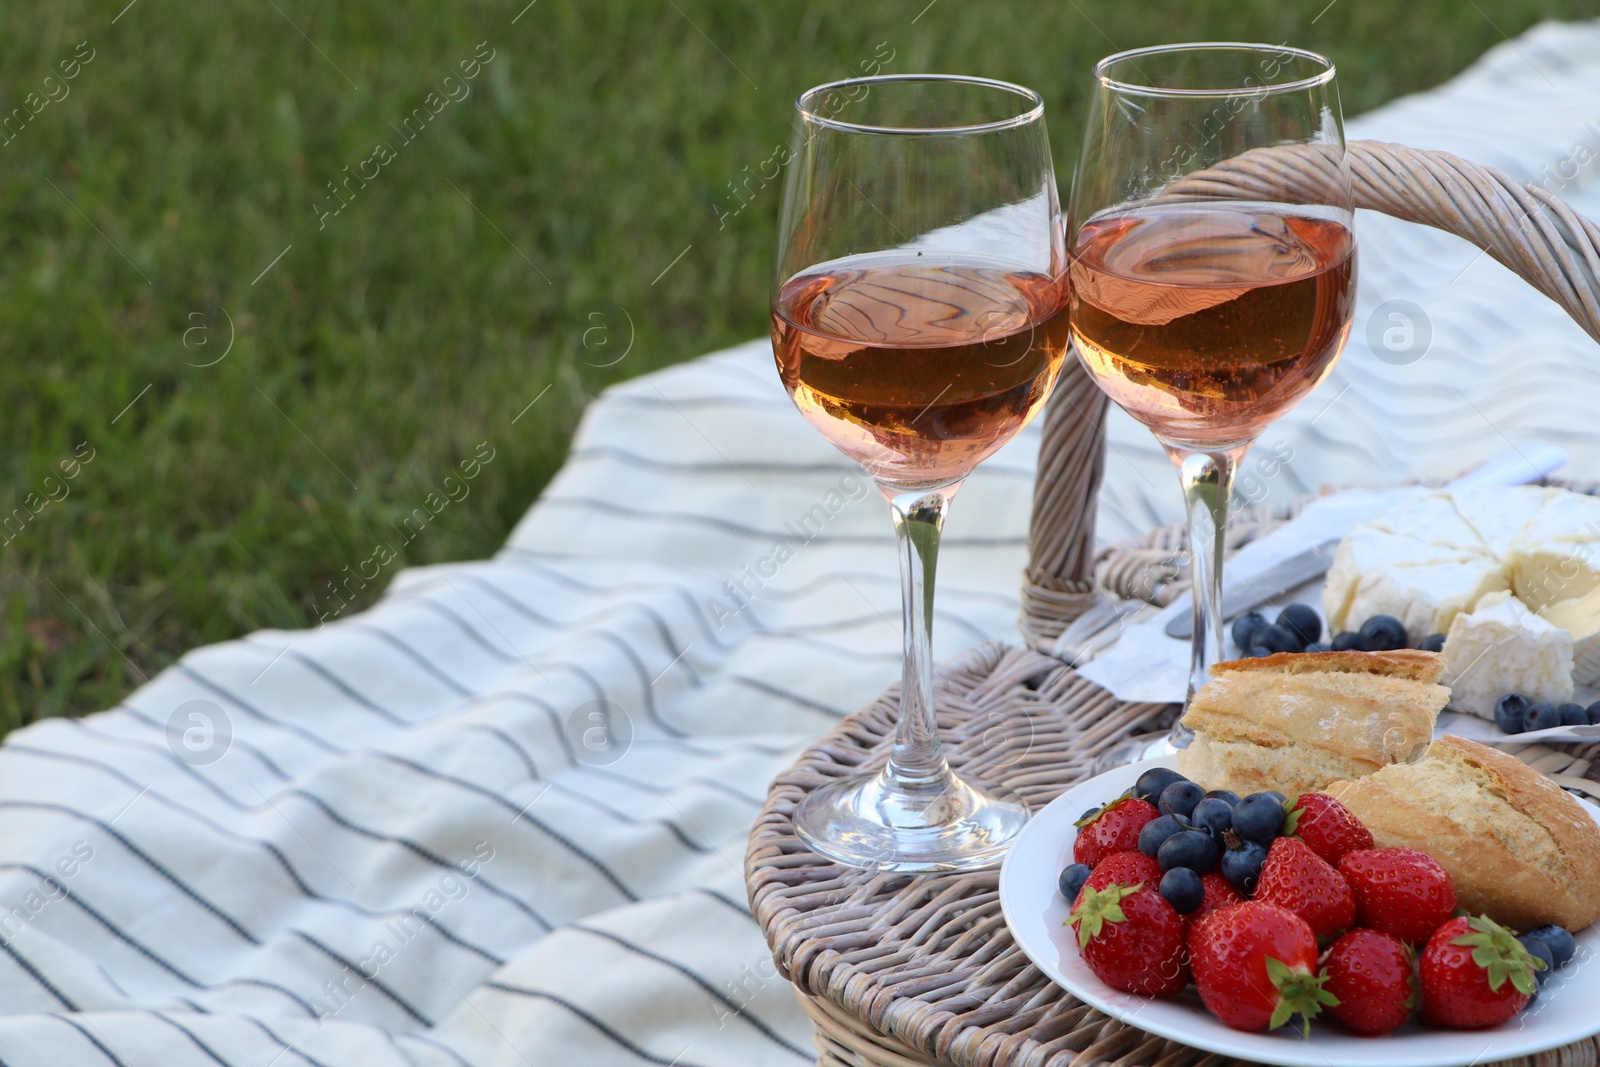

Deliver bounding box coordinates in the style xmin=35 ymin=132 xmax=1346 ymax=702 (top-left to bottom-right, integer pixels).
xmin=1440 ymin=591 xmax=1575 ymax=718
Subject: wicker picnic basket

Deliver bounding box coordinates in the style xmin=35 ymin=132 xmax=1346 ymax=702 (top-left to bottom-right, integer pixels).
xmin=745 ymin=140 xmax=1600 ymax=1067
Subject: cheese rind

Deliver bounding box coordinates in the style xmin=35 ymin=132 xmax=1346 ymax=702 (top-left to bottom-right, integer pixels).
xmin=1440 ymin=591 xmax=1574 ymax=718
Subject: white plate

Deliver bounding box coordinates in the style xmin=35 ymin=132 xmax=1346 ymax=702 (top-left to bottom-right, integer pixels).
xmin=998 ymin=757 xmax=1600 ymax=1067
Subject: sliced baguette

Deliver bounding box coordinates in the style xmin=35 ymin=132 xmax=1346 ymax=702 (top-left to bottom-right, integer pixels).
xmin=1176 ymin=650 xmax=1446 ymax=798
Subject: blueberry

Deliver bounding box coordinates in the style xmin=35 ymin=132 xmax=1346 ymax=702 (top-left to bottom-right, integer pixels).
xmin=1526 ymin=702 xmax=1563 ymax=732
xmin=1588 ymin=701 xmax=1600 ymax=726
xmin=1520 ymin=934 xmax=1556 ymax=982
xmin=1191 ymin=797 xmax=1234 ymax=840
xmin=1246 ymin=644 xmax=1276 ymax=658
xmin=1133 ymin=766 xmax=1188 ymax=804
xmin=1232 ymin=611 xmax=1268 ymax=651
xmin=1078 ymin=806 xmax=1101 ymax=824
xmin=1495 ymin=693 xmax=1530 ymax=735
xmin=1159 ymin=867 xmax=1205 ymax=914
xmin=1221 ymin=839 xmax=1269 ymax=895
xmin=1203 ymin=789 xmax=1241 ymax=807
xmin=1419 ymin=633 xmax=1447 ymax=653
xmin=1158 ymin=780 xmax=1206 ymax=819
xmin=1058 ymin=862 xmax=1093 ymax=902
xmin=1158 ymin=829 xmax=1219 ymax=874
xmin=1231 ymin=793 xmax=1284 ymax=843
xmin=1258 ymin=790 xmax=1288 ymax=806
xmin=1252 ymin=623 xmax=1304 ymax=654
xmin=1138 ymin=813 xmax=1192 ymax=857
xmin=1359 ymin=614 xmax=1409 ymax=651
xmin=1560 ymin=702 xmax=1588 ymax=727
xmin=1304 ymin=642 xmax=1331 ymax=653
xmin=1277 ymin=604 xmax=1322 ymax=646
xmin=1528 ymin=925 xmax=1577 ymax=968
xmin=1331 ymin=631 xmax=1363 ymax=652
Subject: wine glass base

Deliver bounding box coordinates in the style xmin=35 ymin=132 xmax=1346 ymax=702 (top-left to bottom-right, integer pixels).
xmin=793 ymin=768 xmax=1030 ymax=873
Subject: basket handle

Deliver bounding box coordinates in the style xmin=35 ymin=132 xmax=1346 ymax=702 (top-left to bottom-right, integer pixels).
xmin=1020 ymin=138 xmax=1600 ymax=646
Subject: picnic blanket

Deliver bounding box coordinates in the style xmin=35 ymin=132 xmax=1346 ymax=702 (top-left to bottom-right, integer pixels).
xmin=7 ymin=20 xmax=1600 ymax=1067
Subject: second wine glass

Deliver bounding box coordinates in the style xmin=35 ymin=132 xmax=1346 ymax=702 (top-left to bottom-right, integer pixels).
xmin=1068 ymin=44 xmax=1358 ymax=744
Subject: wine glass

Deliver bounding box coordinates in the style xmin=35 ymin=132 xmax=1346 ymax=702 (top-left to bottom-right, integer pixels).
xmin=1067 ymin=44 xmax=1356 ymax=751
xmin=772 ymin=74 xmax=1069 ymax=871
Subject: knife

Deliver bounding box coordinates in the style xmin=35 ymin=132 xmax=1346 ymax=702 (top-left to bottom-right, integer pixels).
xmin=1163 ymin=444 xmax=1570 ymax=640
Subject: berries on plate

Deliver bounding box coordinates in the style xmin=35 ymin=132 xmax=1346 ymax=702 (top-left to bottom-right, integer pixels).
xmin=1221 ymin=836 xmax=1269 ymax=896
xmin=1138 ymin=813 xmax=1193 ymax=857
xmin=1282 ymin=792 xmax=1373 ymax=865
xmin=1559 ymin=702 xmax=1588 ymax=727
xmin=1359 ymin=614 xmax=1408 ymax=651
xmin=1518 ymin=934 xmax=1556 ymax=981
xmin=1159 ymin=867 xmax=1204 ymax=914
xmin=1321 ymin=928 xmax=1417 ymax=1035
xmin=1058 ymin=863 xmax=1092 ymax=903
xmin=1525 ymin=924 xmax=1577 ymax=970
xmin=1192 ymin=870 xmax=1244 ymax=924
xmin=1073 ymin=796 xmax=1159 ymax=867
xmin=1420 ymin=915 xmax=1541 ymax=1029
xmin=1231 ymin=792 xmax=1284 ymax=843
xmin=1189 ymin=901 xmax=1337 ymax=1032
xmin=1254 ymin=836 xmax=1356 ymax=939
xmin=1133 ymin=766 xmax=1188 ymax=805
xmin=1158 ymin=780 xmax=1206 ymax=819
xmin=1495 ymin=693 xmax=1530 ymax=735
xmin=1068 ymin=869 xmax=1189 ymax=996
xmin=1588 ymin=701 xmax=1600 ymax=727
xmin=1081 ymin=850 xmax=1163 ymax=898
xmin=1158 ymin=829 xmax=1219 ymax=875
xmin=1338 ymin=847 xmax=1456 ymax=944
xmin=1277 ymin=603 xmax=1322 ymax=646
xmin=1190 ymin=796 xmax=1234 ymax=841
xmin=1418 ymin=632 xmax=1446 ymax=653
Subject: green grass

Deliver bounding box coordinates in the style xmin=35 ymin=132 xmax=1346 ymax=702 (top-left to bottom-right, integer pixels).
xmin=1 ymin=0 xmax=1595 ymax=730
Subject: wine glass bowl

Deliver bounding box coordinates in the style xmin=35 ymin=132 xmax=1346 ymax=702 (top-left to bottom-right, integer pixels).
xmin=1067 ymin=44 xmax=1357 ymax=721
xmin=772 ymin=74 xmax=1068 ymax=871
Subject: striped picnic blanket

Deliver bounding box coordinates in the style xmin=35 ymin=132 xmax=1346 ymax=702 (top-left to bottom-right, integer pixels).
xmin=5 ymin=19 xmax=1600 ymax=1067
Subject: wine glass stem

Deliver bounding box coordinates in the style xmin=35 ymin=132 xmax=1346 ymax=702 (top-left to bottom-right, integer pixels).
xmin=885 ymin=486 xmax=958 ymax=791
xmin=1174 ymin=448 xmax=1241 ymax=710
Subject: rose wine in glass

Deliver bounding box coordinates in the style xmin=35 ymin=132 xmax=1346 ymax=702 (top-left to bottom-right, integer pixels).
xmin=1067 ymin=45 xmax=1357 ymax=757
xmin=773 ymin=261 xmax=1069 ymax=487
xmin=773 ymin=75 xmax=1068 ymax=871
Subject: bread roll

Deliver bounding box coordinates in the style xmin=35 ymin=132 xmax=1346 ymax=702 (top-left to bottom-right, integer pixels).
xmin=1330 ymin=735 xmax=1600 ymax=932
xmin=1176 ymin=650 xmax=1446 ymax=798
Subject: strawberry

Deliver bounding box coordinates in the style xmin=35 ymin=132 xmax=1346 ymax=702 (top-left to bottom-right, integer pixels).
xmin=1254 ymin=837 xmax=1355 ymax=939
xmin=1338 ymin=847 xmax=1456 ymax=944
xmin=1189 ymin=902 xmax=1337 ymax=1032
xmin=1068 ymin=874 xmax=1189 ymax=996
xmin=1420 ymin=916 xmax=1541 ymax=1029
xmin=1190 ymin=871 xmax=1244 ymax=925
xmin=1283 ymin=792 xmax=1373 ymax=865
xmin=1073 ymin=796 xmax=1159 ymax=867
xmin=1079 ymin=850 xmax=1163 ymax=901
xmin=1322 ymin=928 xmax=1416 ymax=1035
